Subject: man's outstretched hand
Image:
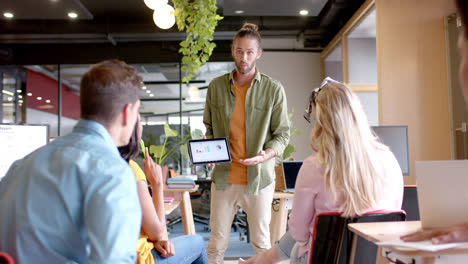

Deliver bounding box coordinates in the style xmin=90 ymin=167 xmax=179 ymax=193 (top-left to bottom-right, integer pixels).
xmin=239 ymin=148 xmax=275 ymax=166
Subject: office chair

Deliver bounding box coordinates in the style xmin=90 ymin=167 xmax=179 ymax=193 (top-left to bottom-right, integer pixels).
xmin=309 ymin=210 xmax=406 ymax=264
xmin=0 ymin=252 xmax=14 ymax=264
xmin=402 ymin=186 xmax=420 ymax=221
xmin=232 ymin=208 xmax=250 ymax=242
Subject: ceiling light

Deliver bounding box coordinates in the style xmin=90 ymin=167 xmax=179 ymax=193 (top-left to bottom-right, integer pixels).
xmin=19 ymin=95 xmax=22 ymax=99
xmin=188 ymin=86 xmax=200 ymax=101
xmin=153 ymin=4 xmax=175 ymax=30
xmin=234 ymin=10 xmax=244 ymax=14
xmin=46 ymin=99 xmax=51 ymax=103
xmin=144 ymin=0 xmax=168 ymax=10
xmin=27 ymin=93 xmax=32 ymax=96
xmin=16 ymin=89 xmax=21 ymax=93
xmin=142 ymin=86 xmax=147 ymax=90
xmin=7 ymin=97 xmax=12 ymax=101
xmin=37 ymin=97 xmax=42 ymax=100
xmin=299 ymin=10 xmax=309 ymax=16
xmin=146 ymin=90 xmax=151 ymax=93
xmin=19 ymin=100 xmax=23 ymax=103
xmin=3 ymin=12 xmax=14 ymax=19
xmin=68 ymin=12 xmax=78 ymax=19
xmin=2 ymin=90 xmax=14 ymax=96
xmin=149 ymin=94 xmax=154 ymax=97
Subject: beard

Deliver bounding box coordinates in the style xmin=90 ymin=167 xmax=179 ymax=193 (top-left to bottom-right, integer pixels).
xmin=235 ymin=60 xmax=255 ymax=74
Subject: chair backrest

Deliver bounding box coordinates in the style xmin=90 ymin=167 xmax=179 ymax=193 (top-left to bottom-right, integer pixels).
xmin=402 ymin=186 xmax=420 ymax=221
xmin=0 ymin=252 xmax=14 ymax=264
xmin=309 ymin=210 xmax=406 ymax=264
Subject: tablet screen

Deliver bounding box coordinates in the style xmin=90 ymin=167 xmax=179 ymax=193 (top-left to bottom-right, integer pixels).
xmin=188 ymin=138 xmax=231 ymax=165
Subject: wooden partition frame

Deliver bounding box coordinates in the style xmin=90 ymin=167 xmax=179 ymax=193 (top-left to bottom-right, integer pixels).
xmin=321 ymin=0 xmax=376 ymax=93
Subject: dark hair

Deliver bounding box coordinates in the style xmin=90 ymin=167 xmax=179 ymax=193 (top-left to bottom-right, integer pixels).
xmin=456 ymin=0 xmax=468 ymax=38
xmin=118 ymin=117 xmax=140 ymax=161
xmin=80 ymin=59 xmax=142 ymax=125
xmin=233 ymin=23 xmax=262 ymax=49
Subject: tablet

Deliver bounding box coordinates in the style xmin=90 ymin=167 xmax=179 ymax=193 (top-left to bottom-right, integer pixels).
xmin=188 ymin=138 xmax=232 ymax=165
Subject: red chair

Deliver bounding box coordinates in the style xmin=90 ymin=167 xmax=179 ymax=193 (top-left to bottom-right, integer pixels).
xmin=309 ymin=210 xmax=406 ymax=264
xmin=0 ymin=252 xmax=14 ymax=264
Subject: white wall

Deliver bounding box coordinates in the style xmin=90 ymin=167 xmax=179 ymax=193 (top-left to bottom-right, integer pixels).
xmin=26 ymin=108 xmax=78 ymax=138
xmin=256 ymin=52 xmax=322 ymax=160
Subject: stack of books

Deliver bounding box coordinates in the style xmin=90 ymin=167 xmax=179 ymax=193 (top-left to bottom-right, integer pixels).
xmin=166 ymin=177 xmax=196 ymax=189
xmin=163 ymin=197 xmax=175 ymax=204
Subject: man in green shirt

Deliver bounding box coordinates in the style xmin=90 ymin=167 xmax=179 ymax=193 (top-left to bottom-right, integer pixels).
xmin=203 ymin=22 xmax=290 ymax=263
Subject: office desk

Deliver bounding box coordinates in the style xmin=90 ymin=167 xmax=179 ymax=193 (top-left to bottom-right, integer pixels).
xmin=164 ymin=185 xmax=199 ymax=235
xmin=270 ymin=191 xmax=294 ymax=245
xmin=348 ymin=221 xmax=468 ymax=264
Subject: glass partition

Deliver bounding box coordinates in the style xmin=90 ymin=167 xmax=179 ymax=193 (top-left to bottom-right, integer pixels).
xmin=346 ymin=7 xmax=377 ymax=85
xmin=324 ymin=43 xmax=343 ymax=82
xmin=2 ymin=74 xmax=16 ymax=123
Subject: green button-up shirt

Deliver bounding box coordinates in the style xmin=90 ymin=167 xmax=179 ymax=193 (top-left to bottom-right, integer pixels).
xmin=203 ymin=69 xmax=290 ymax=195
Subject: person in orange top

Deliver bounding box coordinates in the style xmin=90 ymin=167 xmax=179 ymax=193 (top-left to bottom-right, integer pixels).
xmin=203 ymin=22 xmax=290 ymax=264
xmin=119 ymin=116 xmax=208 ymax=264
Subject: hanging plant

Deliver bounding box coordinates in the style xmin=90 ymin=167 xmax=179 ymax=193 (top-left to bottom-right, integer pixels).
xmin=172 ymin=0 xmax=223 ymax=83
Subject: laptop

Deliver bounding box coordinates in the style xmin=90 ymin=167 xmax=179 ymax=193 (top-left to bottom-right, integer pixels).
xmin=280 ymin=161 xmax=303 ymax=192
xmin=416 ymin=160 xmax=468 ymax=229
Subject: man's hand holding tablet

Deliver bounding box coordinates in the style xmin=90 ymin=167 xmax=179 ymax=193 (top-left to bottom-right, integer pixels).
xmin=188 ymin=137 xmax=232 ymax=166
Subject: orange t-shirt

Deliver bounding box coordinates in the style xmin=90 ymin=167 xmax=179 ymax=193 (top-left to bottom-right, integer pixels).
xmin=227 ymin=80 xmax=251 ymax=185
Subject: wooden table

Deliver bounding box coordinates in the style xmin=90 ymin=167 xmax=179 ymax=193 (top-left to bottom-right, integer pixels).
xmin=163 ymin=185 xmax=198 ymax=235
xmin=269 ymin=191 xmax=294 ymax=245
xmin=348 ymin=221 xmax=468 ymax=264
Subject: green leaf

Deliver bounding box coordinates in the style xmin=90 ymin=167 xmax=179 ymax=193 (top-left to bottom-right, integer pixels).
xmin=140 ymin=139 xmax=146 ymax=158
xmin=291 ymin=128 xmax=301 ymax=137
xmin=164 ymin=123 xmax=178 ymax=137
xmin=180 ymin=144 xmax=189 ymax=160
xmin=191 ymin=128 xmax=204 ymax=139
xmin=282 ymin=144 xmax=296 ymax=160
xmin=150 ymin=145 xmax=164 ymax=159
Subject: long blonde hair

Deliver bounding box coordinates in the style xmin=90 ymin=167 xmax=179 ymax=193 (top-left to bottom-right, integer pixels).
xmin=310 ymin=80 xmax=387 ymax=217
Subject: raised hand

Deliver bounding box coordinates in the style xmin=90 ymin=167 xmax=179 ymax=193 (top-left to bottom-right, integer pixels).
xmin=144 ymin=147 xmax=164 ymax=188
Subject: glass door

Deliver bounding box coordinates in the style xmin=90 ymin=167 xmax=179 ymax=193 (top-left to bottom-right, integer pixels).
xmin=446 ymin=14 xmax=468 ymax=159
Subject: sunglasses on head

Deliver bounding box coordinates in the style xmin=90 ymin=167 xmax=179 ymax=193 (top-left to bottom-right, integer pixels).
xmin=303 ymin=77 xmax=337 ymax=123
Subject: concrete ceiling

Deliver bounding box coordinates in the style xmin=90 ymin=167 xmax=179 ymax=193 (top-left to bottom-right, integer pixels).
xmin=1 ymin=0 xmax=368 ymax=118
xmin=0 ymin=0 xmax=366 ymax=65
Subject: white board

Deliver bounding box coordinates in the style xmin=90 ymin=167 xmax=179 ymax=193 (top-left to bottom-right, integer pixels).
xmin=0 ymin=124 xmax=49 ymax=180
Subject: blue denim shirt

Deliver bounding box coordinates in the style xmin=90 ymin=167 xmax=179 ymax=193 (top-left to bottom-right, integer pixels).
xmin=0 ymin=119 xmax=141 ymax=263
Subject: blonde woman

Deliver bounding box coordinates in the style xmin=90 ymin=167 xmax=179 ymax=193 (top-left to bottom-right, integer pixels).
xmin=242 ymin=78 xmax=404 ymax=264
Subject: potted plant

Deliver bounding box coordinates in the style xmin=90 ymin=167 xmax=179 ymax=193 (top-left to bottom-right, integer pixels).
xmin=172 ymin=0 xmax=223 ymax=83
xmin=275 ymin=111 xmax=301 ymax=190
xmin=145 ymin=123 xmax=203 ymax=180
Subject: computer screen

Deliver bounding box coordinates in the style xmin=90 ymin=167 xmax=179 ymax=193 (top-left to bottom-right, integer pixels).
xmin=0 ymin=123 xmax=49 ymax=180
xmin=371 ymin=126 xmax=410 ymax=175
xmin=282 ymin=161 xmax=303 ymax=190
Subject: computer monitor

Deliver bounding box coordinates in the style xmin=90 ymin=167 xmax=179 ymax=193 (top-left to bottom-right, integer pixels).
xmin=0 ymin=123 xmax=49 ymax=180
xmin=371 ymin=125 xmax=410 ymax=176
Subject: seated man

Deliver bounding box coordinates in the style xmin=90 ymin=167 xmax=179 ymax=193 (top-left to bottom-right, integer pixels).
xmin=0 ymin=60 xmax=142 ymax=263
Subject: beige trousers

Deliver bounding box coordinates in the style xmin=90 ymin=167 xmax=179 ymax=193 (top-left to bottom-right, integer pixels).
xmin=207 ymin=182 xmax=275 ymax=264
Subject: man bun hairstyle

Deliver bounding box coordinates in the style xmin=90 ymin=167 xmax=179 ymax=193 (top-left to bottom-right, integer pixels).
xmin=233 ymin=22 xmax=262 ymax=49
xmin=80 ymin=59 xmax=142 ymax=126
